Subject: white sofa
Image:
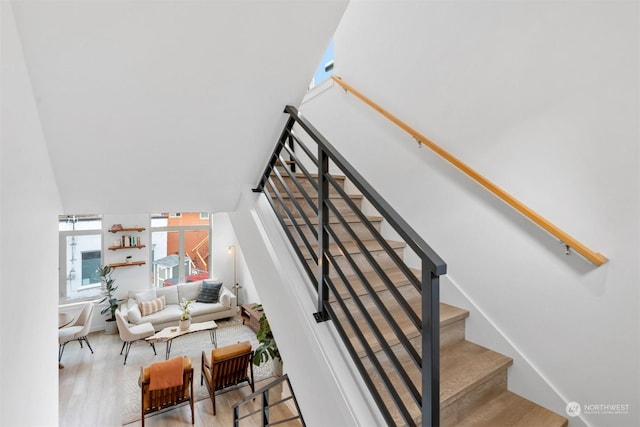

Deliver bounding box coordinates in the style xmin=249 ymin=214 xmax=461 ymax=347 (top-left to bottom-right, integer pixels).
xmin=120 ymin=280 xmax=237 ymax=331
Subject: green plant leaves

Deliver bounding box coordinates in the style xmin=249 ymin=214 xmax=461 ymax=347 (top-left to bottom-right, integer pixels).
xmin=97 ymin=265 xmax=118 ymax=321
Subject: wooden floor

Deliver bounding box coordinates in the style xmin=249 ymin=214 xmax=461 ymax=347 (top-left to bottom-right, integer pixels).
xmin=59 ymin=325 xmax=301 ymax=427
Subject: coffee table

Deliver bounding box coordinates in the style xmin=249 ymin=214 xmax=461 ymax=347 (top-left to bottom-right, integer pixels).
xmin=146 ymin=320 xmax=218 ymax=360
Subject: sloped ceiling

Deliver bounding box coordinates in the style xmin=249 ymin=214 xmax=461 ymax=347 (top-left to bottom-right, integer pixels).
xmin=11 ymin=0 xmax=347 ymax=214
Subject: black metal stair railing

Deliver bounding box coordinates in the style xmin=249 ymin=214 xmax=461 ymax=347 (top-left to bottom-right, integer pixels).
xmin=253 ymin=105 xmax=447 ymax=426
xmin=233 ymin=374 xmax=306 ymax=426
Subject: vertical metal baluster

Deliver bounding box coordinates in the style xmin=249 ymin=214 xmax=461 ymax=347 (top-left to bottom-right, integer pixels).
xmin=314 ymin=146 xmax=330 ymax=322
xmin=262 ymin=389 xmax=270 ymax=426
xmin=422 ymin=264 xmax=440 ymax=426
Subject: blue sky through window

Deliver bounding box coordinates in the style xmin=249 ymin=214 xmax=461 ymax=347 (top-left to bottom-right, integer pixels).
xmin=311 ymin=39 xmax=334 ymax=88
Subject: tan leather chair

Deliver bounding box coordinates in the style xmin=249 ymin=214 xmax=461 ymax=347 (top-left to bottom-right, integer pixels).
xmin=139 ymin=356 xmax=194 ymax=426
xmin=58 ymin=302 xmax=94 ymax=362
xmin=201 ymin=341 xmax=254 ymax=415
xmin=115 ymin=310 xmax=156 ymax=365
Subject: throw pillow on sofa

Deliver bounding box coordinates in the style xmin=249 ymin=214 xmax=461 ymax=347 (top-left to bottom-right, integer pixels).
xmin=197 ymin=281 xmax=223 ymax=303
xmin=156 ymin=285 xmax=179 ymax=305
xmin=127 ymin=300 xmax=142 ymax=323
xmin=135 ymin=288 xmax=156 ymax=303
xmin=178 ymin=282 xmax=202 ymax=301
xmin=139 ymin=295 xmax=166 ymax=316
xmin=219 ymin=287 xmax=231 ymax=307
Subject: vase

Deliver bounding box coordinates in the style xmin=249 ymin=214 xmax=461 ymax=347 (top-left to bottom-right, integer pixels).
xmin=179 ymin=318 xmax=191 ymax=330
xmin=104 ymin=319 xmax=118 ymax=335
xmin=273 ymin=358 xmax=283 ymax=377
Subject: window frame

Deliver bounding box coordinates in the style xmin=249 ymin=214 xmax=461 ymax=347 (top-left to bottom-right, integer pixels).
xmin=58 ymin=215 xmax=103 ymax=303
xmin=150 ymin=216 xmax=212 ymax=287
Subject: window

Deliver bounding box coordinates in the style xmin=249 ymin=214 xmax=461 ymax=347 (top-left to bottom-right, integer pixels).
xmin=59 ymin=215 xmax=102 ymax=301
xmin=309 ymin=39 xmax=334 ymax=90
xmin=151 ymin=213 xmax=211 ymax=287
xmin=81 ymin=250 xmax=101 ymax=285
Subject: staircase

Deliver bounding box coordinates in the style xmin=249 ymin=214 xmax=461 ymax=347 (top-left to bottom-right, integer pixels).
xmin=272 ymin=170 xmax=568 ymax=426
xmin=255 ymin=106 xmax=568 ymax=426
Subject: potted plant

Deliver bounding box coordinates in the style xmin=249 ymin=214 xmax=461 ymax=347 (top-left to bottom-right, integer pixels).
xmin=179 ymin=298 xmax=192 ymax=330
xmin=252 ymin=304 xmax=282 ymax=376
xmin=97 ymin=265 xmax=119 ymax=335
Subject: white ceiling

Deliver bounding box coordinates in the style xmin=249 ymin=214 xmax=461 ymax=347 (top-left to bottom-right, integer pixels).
xmin=11 ymin=0 xmax=347 ymax=214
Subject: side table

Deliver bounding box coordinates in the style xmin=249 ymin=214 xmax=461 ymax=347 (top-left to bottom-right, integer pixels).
xmin=240 ymin=303 xmax=264 ymax=333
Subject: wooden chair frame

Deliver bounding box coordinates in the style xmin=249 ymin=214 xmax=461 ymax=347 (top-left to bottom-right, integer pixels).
xmin=139 ymin=364 xmax=194 ymax=426
xmin=201 ymin=346 xmax=255 ymax=415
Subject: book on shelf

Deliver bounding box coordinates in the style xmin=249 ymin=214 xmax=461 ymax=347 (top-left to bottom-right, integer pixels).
xmin=115 ymin=235 xmax=142 ymax=248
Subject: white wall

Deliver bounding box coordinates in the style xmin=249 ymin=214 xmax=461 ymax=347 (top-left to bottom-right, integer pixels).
xmin=230 ymin=191 xmax=384 ymax=426
xmin=301 ymin=2 xmax=639 ymax=426
xmin=211 ymin=212 xmax=259 ymax=307
xmin=101 ymin=214 xmax=150 ymax=325
xmin=1 ymin=2 xmax=63 ymax=424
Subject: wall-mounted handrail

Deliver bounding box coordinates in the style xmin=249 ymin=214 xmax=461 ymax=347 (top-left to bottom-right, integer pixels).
xmin=331 ymin=75 xmax=608 ymax=267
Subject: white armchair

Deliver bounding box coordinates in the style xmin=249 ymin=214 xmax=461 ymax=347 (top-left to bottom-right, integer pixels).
xmin=116 ymin=310 xmax=157 ymax=365
xmin=58 ymin=302 xmax=94 ymax=362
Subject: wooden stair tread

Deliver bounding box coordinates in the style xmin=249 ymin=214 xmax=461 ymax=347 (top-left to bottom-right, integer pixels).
xmin=440 ymin=341 xmax=513 ymax=407
xmin=331 ymin=291 xmax=422 ymax=355
xmin=440 ymin=302 xmax=470 ymax=327
xmin=331 ymin=296 xmax=468 ymax=358
xmin=277 ymin=192 xmax=363 ymax=200
xmin=329 ymin=267 xmax=421 ymax=298
xmin=283 ymin=214 xmax=383 ymax=226
xmin=454 ymin=390 xmax=568 ymax=427
xmin=269 ymin=165 xmax=568 ymax=427
xmin=358 ymin=339 xmax=513 ymax=426
xmin=271 ymin=171 xmax=346 ymax=182
xmin=360 ymin=340 xmax=512 ymax=403
xmin=301 ymin=239 xmax=406 ymax=261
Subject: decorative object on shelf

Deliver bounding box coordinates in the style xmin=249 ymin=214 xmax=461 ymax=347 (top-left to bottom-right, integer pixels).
xmin=125 ymin=255 xmax=132 ymax=264
xmin=179 ymin=298 xmax=193 ymax=330
xmin=110 ymin=224 xmax=123 ymax=232
xmin=97 ymin=265 xmax=119 ymax=335
xmin=252 ymin=304 xmax=282 ymax=376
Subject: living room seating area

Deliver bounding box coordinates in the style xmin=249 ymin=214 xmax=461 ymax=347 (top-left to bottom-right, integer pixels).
xmin=120 ymin=280 xmax=237 ymax=331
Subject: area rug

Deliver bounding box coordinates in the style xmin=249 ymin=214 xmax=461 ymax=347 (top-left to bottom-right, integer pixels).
xmin=121 ymin=319 xmax=273 ymax=424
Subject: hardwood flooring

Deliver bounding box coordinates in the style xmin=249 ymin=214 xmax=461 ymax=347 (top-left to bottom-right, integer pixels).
xmin=59 ymin=325 xmax=300 ymax=427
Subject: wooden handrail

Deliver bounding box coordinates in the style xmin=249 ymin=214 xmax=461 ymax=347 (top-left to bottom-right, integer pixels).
xmin=331 ymin=75 xmax=608 ymax=266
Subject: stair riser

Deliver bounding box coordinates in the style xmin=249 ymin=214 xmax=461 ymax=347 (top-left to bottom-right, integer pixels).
xmin=303 ymin=246 xmax=406 ymax=279
xmin=286 ymin=219 xmax=382 ymax=247
xmin=270 ymin=174 xmax=345 ymax=195
xmin=327 ymin=247 xmax=405 ymax=279
xmin=405 ymin=318 xmax=466 ymax=352
xmin=441 ymin=370 xmax=509 ymax=427
xmin=269 ymin=168 xmax=569 ymax=427
xmin=440 ymin=320 xmax=466 ymax=350
xmin=274 ymin=196 xmax=362 ymax=219
xmin=342 ymin=318 xmax=468 ymax=361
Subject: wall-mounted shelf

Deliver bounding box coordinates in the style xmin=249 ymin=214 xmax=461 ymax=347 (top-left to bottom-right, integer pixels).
xmin=108 ymin=245 xmax=146 ymax=251
xmin=109 ymin=227 xmax=145 ymax=233
xmin=109 ymin=261 xmax=146 ymax=269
